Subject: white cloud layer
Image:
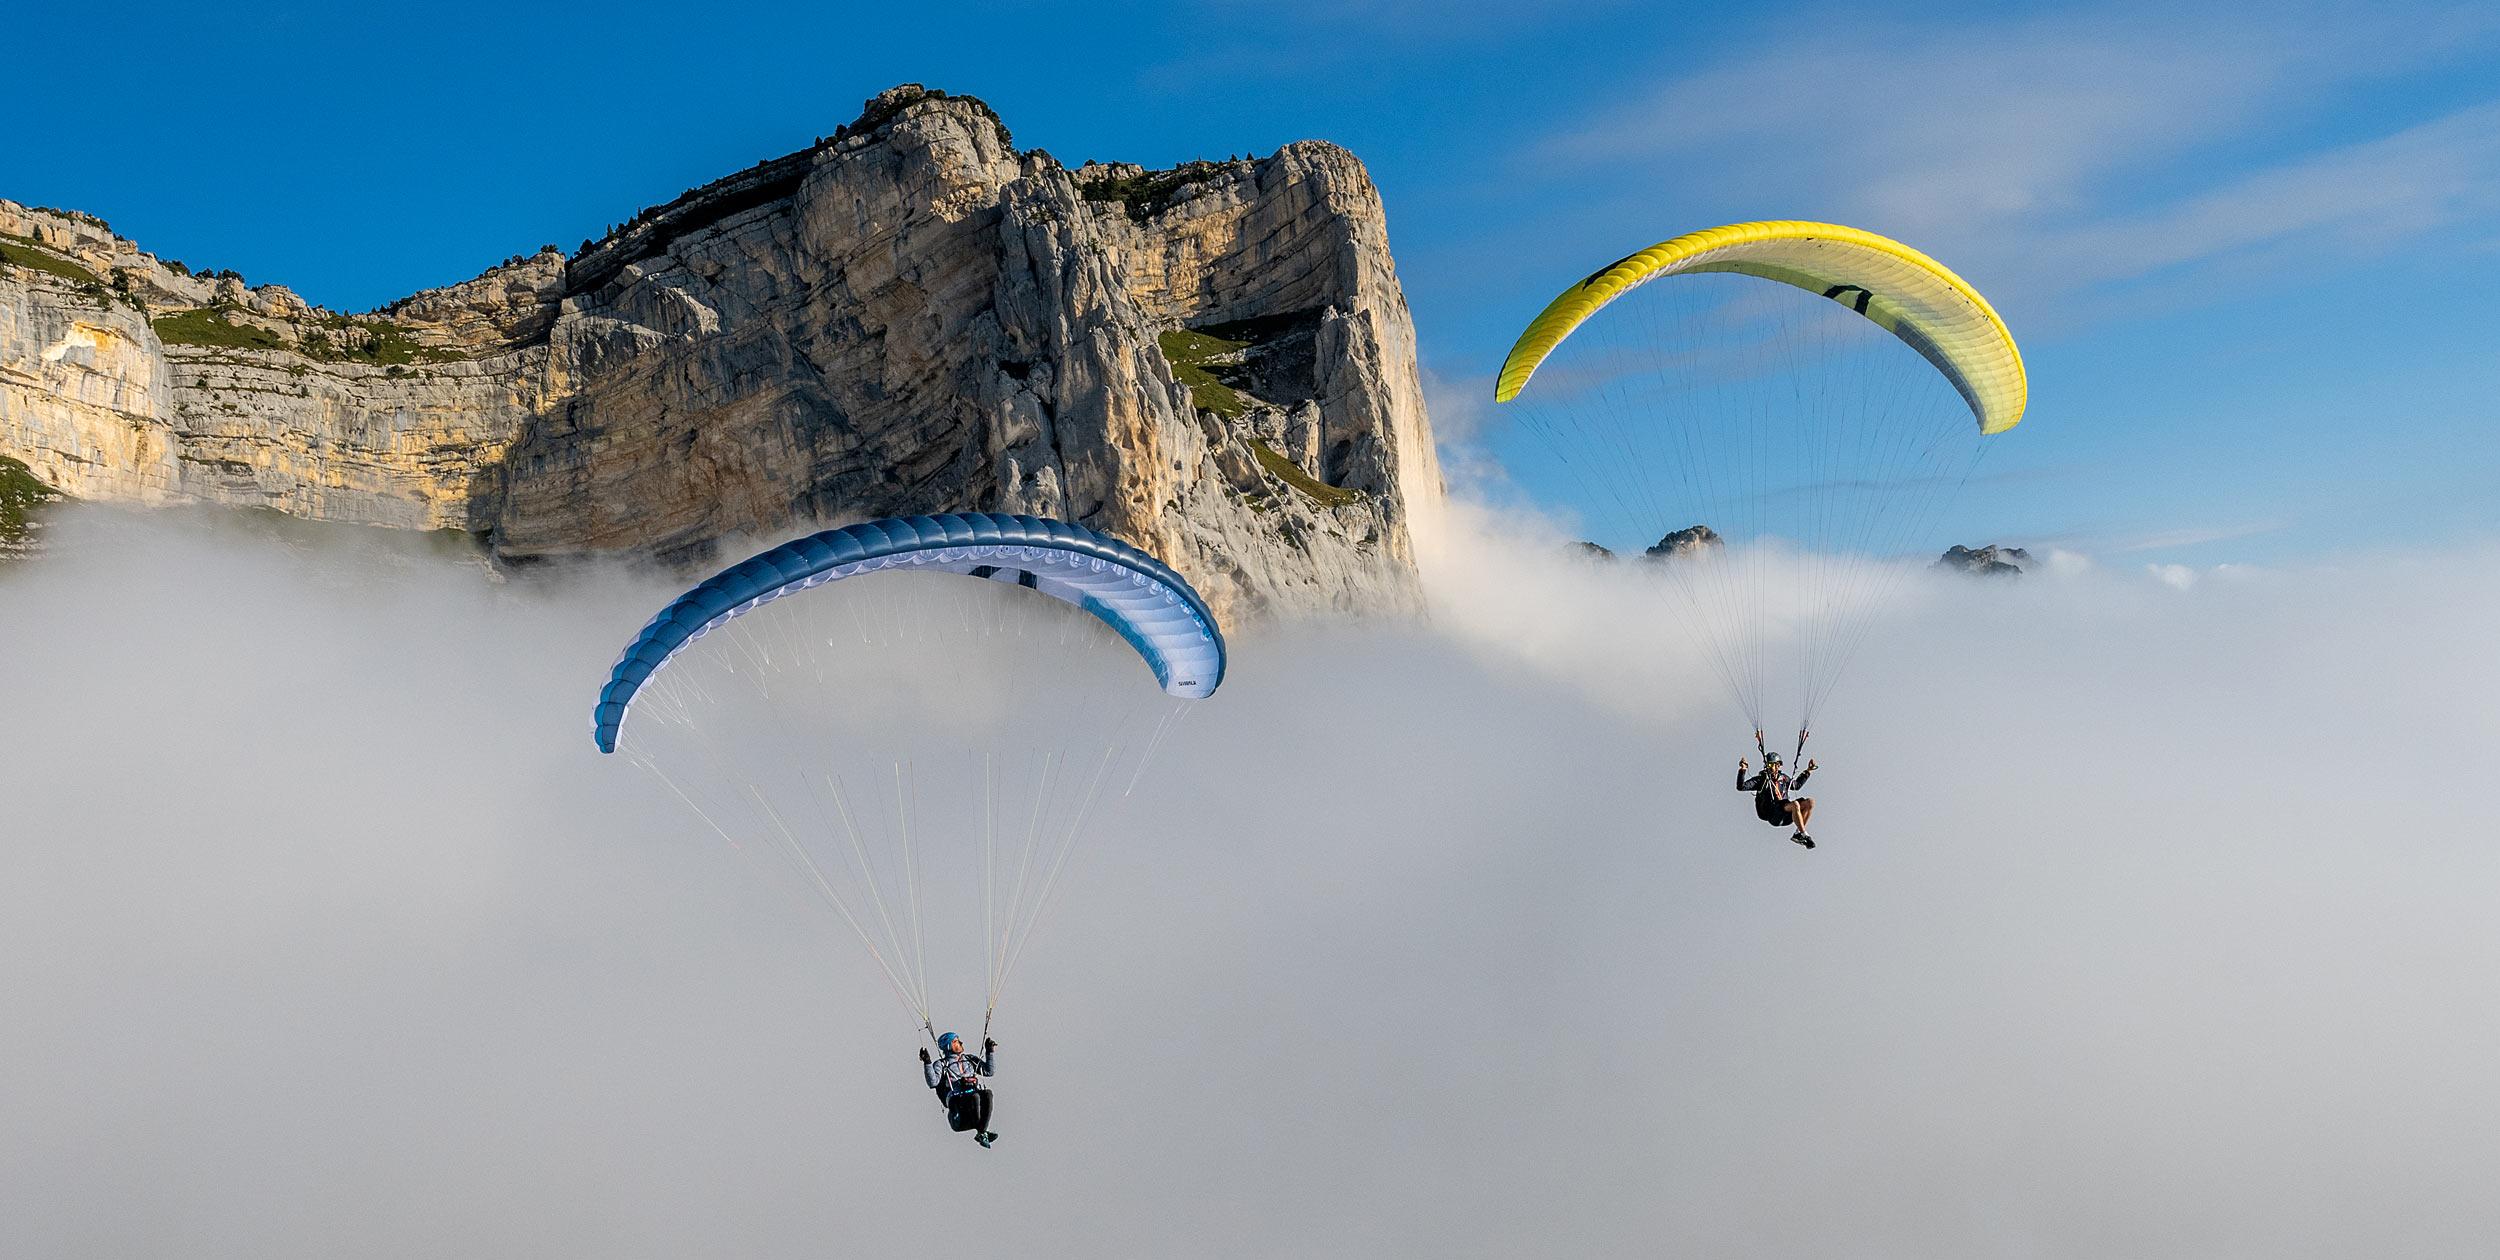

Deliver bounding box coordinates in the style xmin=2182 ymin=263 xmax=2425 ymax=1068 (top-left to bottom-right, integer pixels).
xmin=2 ymin=504 xmax=2495 ymax=1257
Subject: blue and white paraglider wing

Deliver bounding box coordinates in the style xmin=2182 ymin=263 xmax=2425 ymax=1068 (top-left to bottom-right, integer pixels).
xmin=592 ymin=513 xmax=1226 ymax=752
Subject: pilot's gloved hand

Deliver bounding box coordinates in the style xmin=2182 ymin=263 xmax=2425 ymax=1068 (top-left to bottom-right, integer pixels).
xmin=919 ymin=1047 xmax=931 ymax=1064
xmin=984 ymin=1038 xmax=997 ymax=1053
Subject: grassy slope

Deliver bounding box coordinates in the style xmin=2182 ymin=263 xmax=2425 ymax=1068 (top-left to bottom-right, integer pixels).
xmin=0 ymin=235 xmax=101 ymax=287
xmin=1250 ymin=440 xmax=1359 ymax=507
xmin=1156 ymin=329 xmax=1249 ymax=417
xmin=152 ymin=306 xmax=287 ymax=351
xmin=0 ymin=455 xmax=63 ymax=543
xmin=153 ymin=307 xmax=465 ymax=364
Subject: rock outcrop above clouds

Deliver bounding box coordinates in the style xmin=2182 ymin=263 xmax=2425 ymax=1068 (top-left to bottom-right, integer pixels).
xmin=1645 ymin=525 xmax=1724 ymax=560
xmin=0 ymin=86 xmax=1442 ymax=620
xmin=1936 ymin=543 xmax=2029 ymax=576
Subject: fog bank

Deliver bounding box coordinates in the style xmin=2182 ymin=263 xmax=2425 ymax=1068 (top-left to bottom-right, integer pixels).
xmin=2 ymin=505 xmax=2494 ymax=1258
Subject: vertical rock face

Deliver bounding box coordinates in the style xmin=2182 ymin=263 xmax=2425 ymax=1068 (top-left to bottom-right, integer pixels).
xmin=0 ymin=87 xmax=1442 ymax=620
xmin=0 ymin=271 xmax=176 ymax=503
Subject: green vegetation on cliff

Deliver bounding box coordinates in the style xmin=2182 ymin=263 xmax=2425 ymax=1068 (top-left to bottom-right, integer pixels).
xmin=1250 ymin=440 xmax=1360 ymax=507
xmin=1 ymin=456 xmax=62 ymax=545
xmin=1157 ymin=328 xmax=1249 ymax=417
xmin=1 ymin=234 xmax=103 ymax=287
xmin=298 ymin=316 xmax=466 ymax=366
xmin=153 ymin=307 xmax=465 ymax=364
xmin=1080 ymin=161 xmax=1225 ymax=222
xmin=152 ymin=306 xmax=286 ymax=351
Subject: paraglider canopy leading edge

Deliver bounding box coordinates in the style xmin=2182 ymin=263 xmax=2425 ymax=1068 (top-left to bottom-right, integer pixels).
xmin=593 ymin=512 xmax=1228 ymax=753
xmin=1496 ymin=219 xmax=2027 ymax=434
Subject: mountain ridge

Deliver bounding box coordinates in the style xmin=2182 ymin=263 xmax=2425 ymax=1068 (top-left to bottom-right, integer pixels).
xmin=0 ymin=85 xmax=1442 ymax=622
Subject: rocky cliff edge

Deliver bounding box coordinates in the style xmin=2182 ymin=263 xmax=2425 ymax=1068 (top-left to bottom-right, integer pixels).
xmin=0 ymin=86 xmax=1444 ymax=622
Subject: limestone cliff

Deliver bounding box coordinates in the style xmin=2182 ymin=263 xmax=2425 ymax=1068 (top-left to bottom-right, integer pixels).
xmin=0 ymin=86 xmax=1442 ymax=621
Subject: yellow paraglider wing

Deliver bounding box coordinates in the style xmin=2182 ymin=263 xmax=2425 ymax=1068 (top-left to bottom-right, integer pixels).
xmin=1493 ymin=221 xmax=2027 ymax=434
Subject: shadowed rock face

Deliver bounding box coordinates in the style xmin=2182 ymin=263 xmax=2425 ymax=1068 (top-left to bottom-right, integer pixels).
xmin=0 ymin=85 xmax=1442 ymax=621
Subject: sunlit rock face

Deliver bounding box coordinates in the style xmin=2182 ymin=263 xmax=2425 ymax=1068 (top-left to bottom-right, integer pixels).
xmin=0 ymin=85 xmax=1442 ymax=621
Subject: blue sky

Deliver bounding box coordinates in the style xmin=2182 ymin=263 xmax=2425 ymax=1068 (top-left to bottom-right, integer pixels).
xmin=11 ymin=0 xmax=2495 ymax=565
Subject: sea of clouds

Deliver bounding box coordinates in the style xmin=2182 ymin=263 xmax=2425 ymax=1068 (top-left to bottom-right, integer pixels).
xmin=2 ymin=501 xmax=2493 ymax=1259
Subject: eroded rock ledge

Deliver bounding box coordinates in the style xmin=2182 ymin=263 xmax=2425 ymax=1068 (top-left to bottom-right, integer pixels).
xmin=0 ymin=85 xmax=1442 ymax=621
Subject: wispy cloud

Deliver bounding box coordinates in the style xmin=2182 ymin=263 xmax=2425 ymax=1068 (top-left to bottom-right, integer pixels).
xmin=2039 ymin=99 xmax=2500 ymax=285
xmin=1530 ymin=4 xmax=2500 ymax=300
xmin=1542 ymin=11 xmax=2299 ymax=231
xmin=2108 ymin=519 xmax=2295 ymax=552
